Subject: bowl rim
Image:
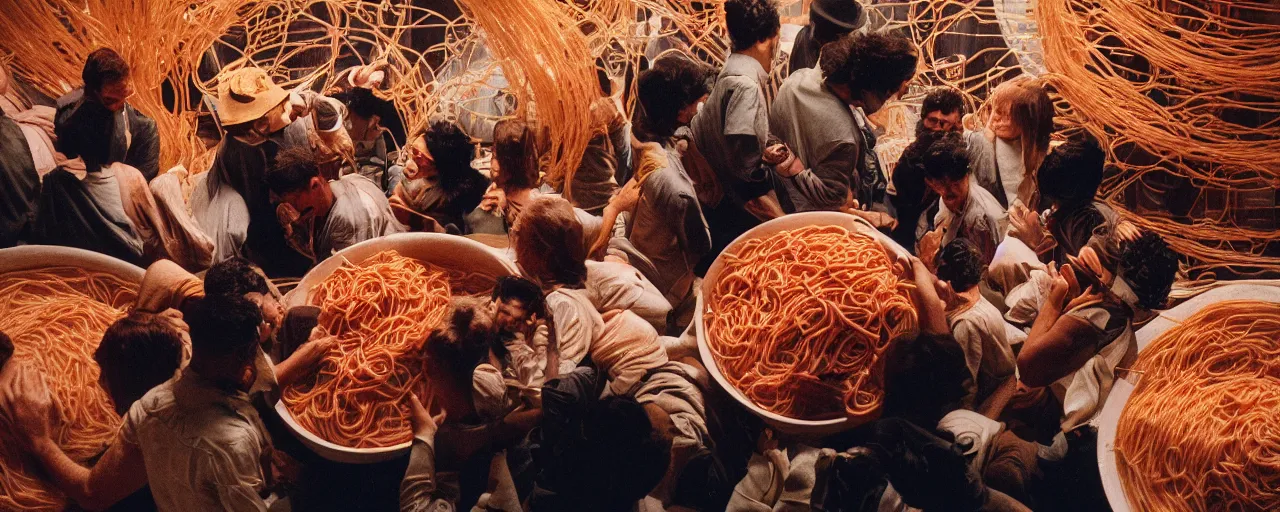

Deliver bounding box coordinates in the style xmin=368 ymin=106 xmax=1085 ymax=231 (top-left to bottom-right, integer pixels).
xmin=694 ymin=212 xmax=914 ymax=430
xmin=274 ymin=232 xmax=519 ymax=459
xmin=0 ymin=245 xmax=145 ymax=283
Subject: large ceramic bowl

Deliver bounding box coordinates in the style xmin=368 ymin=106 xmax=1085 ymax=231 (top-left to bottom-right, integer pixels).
xmin=1094 ymin=283 xmax=1280 ymax=512
xmin=276 ymin=233 xmax=518 ymax=463
xmin=694 ymin=212 xmax=915 ymax=436
xmin=0 ymin=245 xmax=144 ymax=305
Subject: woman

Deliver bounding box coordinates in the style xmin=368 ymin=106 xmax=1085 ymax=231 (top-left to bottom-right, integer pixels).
xmin=967 ymin=76 xmax=1054 ymax=211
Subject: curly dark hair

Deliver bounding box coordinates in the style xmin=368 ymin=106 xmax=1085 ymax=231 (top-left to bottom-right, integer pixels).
xmin=1119 ymin=231 xmax=1179 ymax=310
xmin=424 ymin=120 xmax=478 ymax=181
xmin=635 ymin=54 xmax=715 ymax=141
xmin=821 ymin=31 xmax=918 ymax=97
xmin=264 ymin=146 xmax=321 ymax=195
xmin=724 ymin=0 xmax=781 ymax=52
xmin=936 ymin=238 xmax=985 ymax=292
xmin=205 ymin=257 xmax=270 ymax=298
xmin=83 ymin=47 xmax=130 ymax=95
xmin=922 ymin=86 xmax=964 ymax=117
xmin=893 ymin=131 xmax=941 ymax=208
xmin=1037 ymin=135 xmax=1105 ymax=210
xmin=919 ymin=131 xmax=970 ymax=183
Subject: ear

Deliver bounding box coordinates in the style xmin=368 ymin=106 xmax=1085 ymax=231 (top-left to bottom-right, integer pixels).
xmin=311 ymin=176 xmax=326 ymax=190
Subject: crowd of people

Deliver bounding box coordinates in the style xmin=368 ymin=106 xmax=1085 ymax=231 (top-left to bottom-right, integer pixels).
xmin=0 ymin=0 xmax=1183 ymax=510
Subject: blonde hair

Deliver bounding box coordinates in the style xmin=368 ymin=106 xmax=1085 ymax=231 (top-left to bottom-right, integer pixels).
xmin=988 ymin=76 xmax=1055 ymax=179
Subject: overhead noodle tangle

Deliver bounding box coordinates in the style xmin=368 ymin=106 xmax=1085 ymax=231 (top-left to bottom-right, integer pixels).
xmin=0 ymin=268 xmax=135 ymax=511
xmin=705 ymin=225 xmax=917 ymax=420
xmin=1115 ymin=300 xmax=1280 ymax=511
xmin=282 ymin=251 xmax=452 ymax=449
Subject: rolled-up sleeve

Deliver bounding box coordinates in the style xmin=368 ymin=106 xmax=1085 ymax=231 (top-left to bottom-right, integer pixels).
xmin=400 ymin=437 xmax=456 ymax=512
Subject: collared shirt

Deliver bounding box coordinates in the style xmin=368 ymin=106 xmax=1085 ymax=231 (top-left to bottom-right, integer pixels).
xmin=947 ymin=295 xmax=1019 ymax=409
xmin=315 ymin=174 xmax=406 ymax=257
xmin=934 ymin=183 xmax=1007 ymax=264
xmin=769 ymin=67 xmax=864 ymax=212
xmin=687 ymin=53 xmax=775 ymax=210
xmin=627 ymin=145 xmax=711 ymax=308
xmin=120 ymin=369 xmax=271 ymax=512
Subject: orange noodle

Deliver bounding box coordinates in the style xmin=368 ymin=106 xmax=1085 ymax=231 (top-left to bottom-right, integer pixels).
xmin=0 ymin=268 xmax=135 ymax=511
xmin=1114 ymin=300 xmax=1280 ymax=511
xmin=282 ymin=250 xmax=453 ymax=448
xmin=704 ymin=225 xmax=917 ymax=420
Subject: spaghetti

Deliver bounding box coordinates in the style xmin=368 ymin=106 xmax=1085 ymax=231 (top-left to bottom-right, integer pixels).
xmin=704 ymin=225 xmax=917 ymax=420
xmin=0 ymin=268 xmax=135 ymax=511
xmin=1114 ymin=300 xmax=1280 ymax=511
xmin=282 ymin=250 xmax=453 ymax=448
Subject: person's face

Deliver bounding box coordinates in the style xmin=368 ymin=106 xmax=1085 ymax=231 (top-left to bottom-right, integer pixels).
xmin=493 ymin=298 xmax=530 ymax=334
xmin=407 ymin=137 xmax=437 ymax=179
xmin=989 ymin=103 xmax=1021 ymax=140
xmin=926 ymin=176 xmax=969 ymax=212
xmin=245 ymin=291 xmax=285 ymax=339
xmin=762 ymin=33 xmax=781 ymax=73
xmin=94 ymin=78 xmax=135 ymax=112
xmin=922 ymin=110 xmax=961 ymax=133
xmin=278 ymin=178 xmax=328 ymax=220
xmin=860 ymin=79 xmax=911 ymax=115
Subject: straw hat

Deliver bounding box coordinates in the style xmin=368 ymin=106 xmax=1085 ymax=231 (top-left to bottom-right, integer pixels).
xmin=217 ymin=67 xmax=290 ymax=126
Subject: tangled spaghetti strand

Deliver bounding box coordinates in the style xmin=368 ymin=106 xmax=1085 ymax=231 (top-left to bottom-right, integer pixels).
xmin=1115 ymin=300 xmax=1280 ymax=511
xmin=282 ymin=250 xmax=452 ymax=449
xmin=704 ymin=225 xmax=917 ymax=420
xmin=0 ymin=268 xmax=135 ymax=511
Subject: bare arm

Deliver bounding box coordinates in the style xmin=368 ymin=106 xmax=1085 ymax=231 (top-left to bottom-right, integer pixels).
xmin=1017 ymin=301 xmax=1098 ymax=388
xmin=977 ymin=375 xmax=1018 ymax=420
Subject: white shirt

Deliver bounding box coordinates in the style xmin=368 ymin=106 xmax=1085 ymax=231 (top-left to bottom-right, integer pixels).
xmin=994 ymin=137 xmax=1024 ymax=207
xmin=121 ymin=369 xmax=271 ymax=512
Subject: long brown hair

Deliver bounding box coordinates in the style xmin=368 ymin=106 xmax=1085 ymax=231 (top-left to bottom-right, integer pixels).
xmin=511 ymin=196 xmax=587 ymax=290
xmin=987 ymin=76 xmax=1054 ymax=182
xmin=492 ymin=118 xmax=542 ymax=193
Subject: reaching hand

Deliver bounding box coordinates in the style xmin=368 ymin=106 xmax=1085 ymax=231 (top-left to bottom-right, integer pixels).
xmin=917 ymin=226 xmax=945 ymax=270
xmin=762 ymin=144 xmax=789 ymax=165
xmin=1 ymin=364 xmax=59 ymax=450
xmin=406 ymin=392 xmax=447 ymax=440
xmin=295 ymin=329 xmax=338 ymax=370
xmin=1009 ymin=203 xmax=1045 ymax=247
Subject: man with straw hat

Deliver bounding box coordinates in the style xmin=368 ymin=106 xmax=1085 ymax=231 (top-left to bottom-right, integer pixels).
xmin=194 ymin=67 xmax=346 ymax=277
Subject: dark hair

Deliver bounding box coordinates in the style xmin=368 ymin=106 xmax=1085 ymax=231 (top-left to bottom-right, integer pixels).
xmin=821 ymin=32 xmax=918 ymax=97
xmin=936 ymin=238 xmax=985 ymax=292
xmin=724 ymin=0 xmax=781 ymax=52
xmin=636 ymin=55 xmax=714 ymax=141
xmin=425 ymin=120 xmax=478 ymax=181
xmin=893 ymin=131 xmax=940 ymax=208
xmin=205 ymin=257 xmax=270 ymax=298
xmin=424 ymin=298 xmax=496 ymax=391
xmin=922 ymin=86 xmax=965 ymax=117
xmin=492 ymin=275 xmax=545 ymax=315
xmin=94 ymin=312 xmax=184 ymax=414
xmin=1119 ymin=232 xmax=1178 ymax=310
xmin=1037 ymin=135 xmax=1105 ymax=210
xmin=492 ymin=119 xmax=541 ymax=191
xmin=881 ymin=333 xmax=970 ymax=428
xmin=512 ymin=196 xmax=588 ymax=289
xmin=186 ymin=294 xmax=262 ymax=369
xmin=265 ymin=146 xmax=322 ymax=195
xmin=574 ymin=396 xmax=672 ymax=509
xmin=919 ymin=131 xmax=970 ymax=183
xmin=83 ymin=48 xmax=130 ymax=95
xmin=346 ymin=87 xmax=391 ymax=121
xmin=0 ymin=331 xmax=13 ymax=370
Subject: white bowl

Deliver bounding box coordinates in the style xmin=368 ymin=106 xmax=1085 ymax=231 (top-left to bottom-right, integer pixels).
xmin=277 ymin=233 xmax=519 ymax=463
xmin=694 ymin=212 xmax=915 ymax=436
xmin=1094 ymin=283 xmax=1280 ymax=512
xmin=0 ymin=245 xmax=144 ymax=305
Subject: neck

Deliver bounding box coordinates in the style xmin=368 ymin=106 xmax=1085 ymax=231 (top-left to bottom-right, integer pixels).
xmin=947 ymin=286 xmax=982 ymax=314
xmin=188 ymin=361 xmax=248 ymax=394
xmin=828 ymin=82 xmax=857 ymax=106
xmin=317 ymin=183 xmax=337 ymax=218
xmin=737 ymin=45 xmax=772 ymax=75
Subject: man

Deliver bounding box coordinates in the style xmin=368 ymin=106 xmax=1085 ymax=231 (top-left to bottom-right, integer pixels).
xmin=686 ymin=0 xmax=786 ymax=271
xmin=196 ymin=67 xmax=345 ymax=276
xmin=2 ymin=295 xmax=273 ymax=511
xmin=55 ymin=48 xmax=160 ymax=180
xmin=0 ymin=108 xmax=39 ymax=248
xmin=918 ymin=132 xmax=1007 ymax=268
xmin=787 ymin=0 xmax=867 ymax=72
xmin=390 ymin=120 xmax=491 ymax=233
xmin=887 ymin=133 xmax=940 ymax=252
xmin=918 ymin=86 xmax=965 ymax=136
xmin=770 ymin=32 xmax=917 ymax=216
xmin=624 ymin=54 xmax=714 ymax=331
xmin=266 ymin=146 xmax=404 ymax=261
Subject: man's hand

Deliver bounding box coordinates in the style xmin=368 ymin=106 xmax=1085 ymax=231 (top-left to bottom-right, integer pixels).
xmin=917 ymin=226 xmax=945 ymax=270
xmin=407 ymin=392 xmax=446 ymax=440
xmin=762 ymin=144 xmax=789 ymax=166
xmin=1 ymin=364 xmax=59 ymax=450
xmin=293 ymin=329 xmax=338 ymax=370
xmin=1009 ymin=203 xmax=1045 ymax=247
xmin=606 ymin=178 xmax=642 ymax=215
